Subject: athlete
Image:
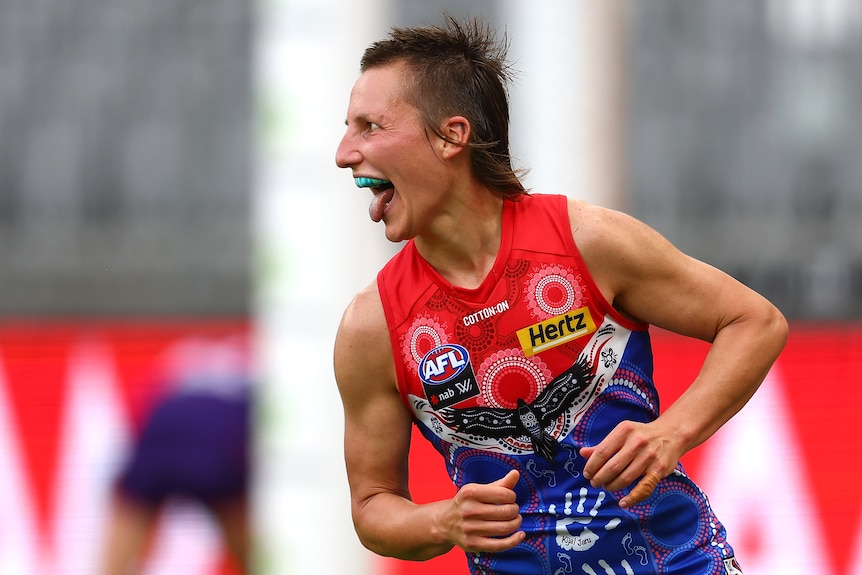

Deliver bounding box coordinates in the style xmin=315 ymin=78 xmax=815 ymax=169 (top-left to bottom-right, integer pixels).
xmin=333 ymin=15 xmax=787 ymax=575
xmin=100 ymin=340 xmax=251 ymax=575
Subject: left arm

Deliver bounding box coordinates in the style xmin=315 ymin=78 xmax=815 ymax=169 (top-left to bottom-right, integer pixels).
xmin=570 ymin=200 xmax=788 ymax=506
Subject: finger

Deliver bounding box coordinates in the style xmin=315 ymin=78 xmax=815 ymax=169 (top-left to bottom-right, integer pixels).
xmin=580 ymin=433 xmax=627 ymax=482
xmin=487 ymin=529 xmax=526 ymax=552
xmin=580 ymin=449 xmax=605 ymax=483
xmin=478 ymin=502 xmax=522 ymax=522
xmin=619 ymin=471 xmax=661 ymax=508
xmin=463 ymin=529 xmax=526 ymax=554
xmin=583 ymin=448 xmax=633 ymax=487
xmin=492 ymin=469 xmax=520 ymax=490
xmin=477 ymin=470 xmax=519 ymax=504
xmin=458 ymin=471 xmax=520 ymax=508
xmin=491 ymin=469 xmax=521 ymax=509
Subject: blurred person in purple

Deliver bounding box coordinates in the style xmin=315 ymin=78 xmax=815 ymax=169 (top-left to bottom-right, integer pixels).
xmin=100 ymin=337 xmax=252 ymax=574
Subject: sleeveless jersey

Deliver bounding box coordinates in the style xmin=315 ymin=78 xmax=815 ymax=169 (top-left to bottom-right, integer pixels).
xmin=377 ymin=194 xmax=743 ymax=575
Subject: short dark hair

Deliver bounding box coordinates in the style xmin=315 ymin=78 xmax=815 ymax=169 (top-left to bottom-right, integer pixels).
xmin=360 ymin=14 xmax=527 ymax=199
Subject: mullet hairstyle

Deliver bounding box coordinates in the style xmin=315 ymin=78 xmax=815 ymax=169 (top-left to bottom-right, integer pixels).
xmin=360 ymin=14 xmax=528 ymax=199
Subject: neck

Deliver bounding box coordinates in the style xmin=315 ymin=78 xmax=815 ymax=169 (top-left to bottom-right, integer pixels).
xmin=415 ymin=192 xmax=505 ymax=290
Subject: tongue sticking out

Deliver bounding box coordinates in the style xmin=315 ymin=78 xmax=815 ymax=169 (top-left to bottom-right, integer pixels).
xmin=369 ymin=187 xmax=395 ymax=223
xmin=354 ymin=177 xmax=394 ymax=223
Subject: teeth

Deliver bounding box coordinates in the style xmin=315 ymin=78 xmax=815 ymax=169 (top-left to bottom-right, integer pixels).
xmin=355 ymin=177 xmax=391 ymax=188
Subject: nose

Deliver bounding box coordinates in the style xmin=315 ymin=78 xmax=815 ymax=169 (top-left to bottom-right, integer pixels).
xmin=335 ymin=129 xmax=361 ymax=169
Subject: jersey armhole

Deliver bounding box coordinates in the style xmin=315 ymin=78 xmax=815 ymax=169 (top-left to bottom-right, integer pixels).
xmin=375 ymin=271 xmax=416 ymax=410
xmin=554 ymin=195 xmax=648 ymax=333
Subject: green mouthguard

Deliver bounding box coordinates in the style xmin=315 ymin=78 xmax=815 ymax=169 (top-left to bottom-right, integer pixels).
xmin=355 ymin=177 xmax=391 ymax=188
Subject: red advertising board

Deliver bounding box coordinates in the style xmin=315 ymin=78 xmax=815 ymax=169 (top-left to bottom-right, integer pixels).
xmin=1 ymin=321 xmax=858 ymax=574
xmin=0 ymin=320 xmax=249 ymax=575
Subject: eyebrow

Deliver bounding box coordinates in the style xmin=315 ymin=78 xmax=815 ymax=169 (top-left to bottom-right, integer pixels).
xmin=345 ymin=112 xmax=381 ymax=128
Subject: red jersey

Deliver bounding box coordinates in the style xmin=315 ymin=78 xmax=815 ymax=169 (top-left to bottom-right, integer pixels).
xmin=376 ymin=193 xmax=740 ymax=575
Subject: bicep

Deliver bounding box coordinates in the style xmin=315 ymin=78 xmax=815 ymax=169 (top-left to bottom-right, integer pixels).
xmin=334 ymin=289 xmax=414 ymax=507
xmin=573 ymin=201 xmax=764 ymax=343
xmin=616 ymin=240 xmax=747 ymax=342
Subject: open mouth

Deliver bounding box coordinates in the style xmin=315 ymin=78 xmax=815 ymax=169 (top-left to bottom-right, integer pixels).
xmin=354 ymin=177 xmax=391 ymax=189
xmin=355 ymin=177 xmax=396 ymax=223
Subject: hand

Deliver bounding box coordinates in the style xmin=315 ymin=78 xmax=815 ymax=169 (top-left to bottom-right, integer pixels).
xmin=579 ymin=420 xmax=680 ymax=508
xmin=440 ymin=469 xmax=525 ymax=553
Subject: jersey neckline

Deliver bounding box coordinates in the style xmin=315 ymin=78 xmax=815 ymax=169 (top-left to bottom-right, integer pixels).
xmin=413 ymin=198 xmax=514 ymax=303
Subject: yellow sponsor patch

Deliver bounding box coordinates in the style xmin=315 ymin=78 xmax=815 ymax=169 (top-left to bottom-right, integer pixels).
xmin=517 ymin=307 xmax=596 ymax=357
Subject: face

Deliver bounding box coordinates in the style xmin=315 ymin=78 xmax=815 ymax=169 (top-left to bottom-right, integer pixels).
xmin=335 ymin=63 xmax=454 ymax=243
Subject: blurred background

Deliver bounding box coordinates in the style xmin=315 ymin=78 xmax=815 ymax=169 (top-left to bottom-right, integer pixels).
xmin=1 ymin=0 xmax=861 ymax=573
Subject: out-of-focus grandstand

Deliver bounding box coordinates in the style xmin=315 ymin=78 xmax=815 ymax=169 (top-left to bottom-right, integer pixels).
xmin=2 ymin=1 xmax=859 ymax=320
xmin=0 ymin=0 xmax=250 ymax=317
xmin=626 ymin=1 xmax=862 ymax=320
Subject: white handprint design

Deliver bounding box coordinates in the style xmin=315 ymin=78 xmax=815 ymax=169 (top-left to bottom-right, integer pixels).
xmin=552 ymin=488 xmax=621 ymax=552
xmin=550 ymin=488 xmax=645 ymax=574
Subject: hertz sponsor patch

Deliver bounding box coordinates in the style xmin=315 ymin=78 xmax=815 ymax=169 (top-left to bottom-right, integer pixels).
xmin=516 ymin=307 xmax=596 ymax=357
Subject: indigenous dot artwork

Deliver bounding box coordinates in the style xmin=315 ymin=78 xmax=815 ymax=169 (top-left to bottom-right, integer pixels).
xmin=402 ymin=313 xmax=449 ymax=366
xmin=525 ymin=264 xmax=587 ymax=319
xmin=476 ymin=350 xmax=551 ymax=409
xmin=627 ymin=472 xmax=733 ymax=575
xmin=455 ymin=312 xmax=496 ymax=353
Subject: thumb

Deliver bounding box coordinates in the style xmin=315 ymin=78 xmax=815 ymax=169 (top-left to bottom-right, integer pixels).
xmin=493 ymin=469 xmax=520 ymax=490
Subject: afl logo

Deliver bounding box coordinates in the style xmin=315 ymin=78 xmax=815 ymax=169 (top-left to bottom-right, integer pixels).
xmin=420 ymin=344 xmax=470 ymax=384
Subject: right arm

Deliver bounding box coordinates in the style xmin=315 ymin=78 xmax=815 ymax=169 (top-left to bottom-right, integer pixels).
xmin=333 ymin=282 xmax=524 ymax=560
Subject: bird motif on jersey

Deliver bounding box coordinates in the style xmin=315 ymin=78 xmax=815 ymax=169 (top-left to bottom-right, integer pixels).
xmin=442 ymin=357 xmax=595 ymax=462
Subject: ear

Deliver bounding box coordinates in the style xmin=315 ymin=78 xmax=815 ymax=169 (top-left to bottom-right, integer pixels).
xmin=439 ymin=116 xmax=471 ymax=160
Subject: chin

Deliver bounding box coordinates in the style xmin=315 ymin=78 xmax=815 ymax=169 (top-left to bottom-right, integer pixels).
xmin=384 ymin=230 xmax=405 ymax=244
xmin=383 ymin=223 xmax=410 ymax=244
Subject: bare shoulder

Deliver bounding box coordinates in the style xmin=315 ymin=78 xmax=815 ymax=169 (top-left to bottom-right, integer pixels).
xmin=337 ymin=281 xmax=388 ymax=345
xmin=566 ymin=198 xmax=663 ymax=257
xmin=334 ymin=280 xmax=397 ymax=397
xmin=565 ymin=197 xmax=785 ymax=341
xmin=566 ymin=199 xmax=677 ymax=302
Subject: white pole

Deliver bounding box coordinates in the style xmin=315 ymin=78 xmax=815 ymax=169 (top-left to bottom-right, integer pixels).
xmin=253 ymin=1 xmax=394 ymax=573
xmin=506 ymin=0 xmax=627 ymax=209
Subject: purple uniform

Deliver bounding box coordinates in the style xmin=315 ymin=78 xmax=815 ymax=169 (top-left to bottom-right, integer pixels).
xmin=117 ymin=385 xmax=250 ymax=507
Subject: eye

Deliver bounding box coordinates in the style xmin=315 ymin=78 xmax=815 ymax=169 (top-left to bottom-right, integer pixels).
xmin=359 ymin=120 xmax=382 ymax=138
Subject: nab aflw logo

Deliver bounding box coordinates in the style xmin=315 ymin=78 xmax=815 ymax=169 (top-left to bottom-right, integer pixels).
xmin=419 ymin=344 xmax=479 ymax=409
